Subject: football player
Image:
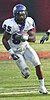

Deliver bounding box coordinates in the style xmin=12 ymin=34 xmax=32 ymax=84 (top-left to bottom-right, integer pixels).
xmin=2 ymin=4 xmax=47 ymax=94
xmin=40 ymin=29 xmax=50 ymax=44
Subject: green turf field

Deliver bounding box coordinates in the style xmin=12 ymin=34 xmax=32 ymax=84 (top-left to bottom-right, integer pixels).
xmin=0 ymin=33 xmax=50 ymax=100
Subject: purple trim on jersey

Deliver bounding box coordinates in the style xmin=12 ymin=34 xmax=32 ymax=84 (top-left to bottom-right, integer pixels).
xmin=18 ymin=22 xmax=25 ymax=32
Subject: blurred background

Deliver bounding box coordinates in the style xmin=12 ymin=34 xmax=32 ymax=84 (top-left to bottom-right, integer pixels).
xmin=0 ymin=0 xmax=50 ymax=32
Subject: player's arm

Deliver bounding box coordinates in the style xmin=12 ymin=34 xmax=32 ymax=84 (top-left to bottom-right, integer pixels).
xmin=27 ymin=28 xmax=36 ymax=42
xmin=2 ymin=31 xmax=11 ymax=50
xmin=40 ymin=30 xmax=50 ymax=44
xmin=2 ymin=31 xmax=19 ymax=60
xmin=26 ymin=17 xmax=36 ymax=42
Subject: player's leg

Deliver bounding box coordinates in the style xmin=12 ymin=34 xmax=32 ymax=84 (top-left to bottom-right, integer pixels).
xmin=23 ymin=46 xmax=48 ymax=94
xmin=15 ymin=53 xmax=30 ymax=79
xmin=35 ymin=65 xmax=48 ymax=94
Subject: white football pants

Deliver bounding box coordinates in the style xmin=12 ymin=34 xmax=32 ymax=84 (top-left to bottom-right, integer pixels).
xmin=14 ymin=44 xmax=41 ymax=78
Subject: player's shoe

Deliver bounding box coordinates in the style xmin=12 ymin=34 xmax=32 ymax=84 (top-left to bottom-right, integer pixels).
xmin=39 ymin=86 xmax=48 ymax=94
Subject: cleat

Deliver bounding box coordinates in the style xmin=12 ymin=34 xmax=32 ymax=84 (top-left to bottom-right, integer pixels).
xmin=39 ymin=86 xmax=48 ymax=94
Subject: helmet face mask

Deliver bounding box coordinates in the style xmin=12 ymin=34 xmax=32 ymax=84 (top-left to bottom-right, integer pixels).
xmin=13 ymin=4 xmax=28 ymax=23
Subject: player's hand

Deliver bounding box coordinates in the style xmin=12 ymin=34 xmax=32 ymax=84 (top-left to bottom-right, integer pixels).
xmin=11 ymin=54 xmax=19 ymax=60
xmin=40 ymin=34 xmax=49 ymax=44
xmin=21 ymin=34 xmax=29 ymax=42
xmin=45 ymin=35 xmax=49 ymax=41
xmin=40 ymin=39 xmax=44 ymax=44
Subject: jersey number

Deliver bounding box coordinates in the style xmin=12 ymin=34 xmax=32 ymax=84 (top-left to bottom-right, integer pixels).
xmin=4 ymin=24 xmax=11 ymax=32
xmin=12 ymin=34 xmax=21 ymax=44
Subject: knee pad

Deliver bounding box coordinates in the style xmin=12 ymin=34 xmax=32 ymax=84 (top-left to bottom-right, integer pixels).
xmin=22 ymin=68 xmax=30 ymax=79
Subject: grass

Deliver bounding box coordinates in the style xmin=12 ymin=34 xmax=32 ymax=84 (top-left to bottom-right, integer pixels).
xmin=0 ymin=32 xmax=50 ymax=99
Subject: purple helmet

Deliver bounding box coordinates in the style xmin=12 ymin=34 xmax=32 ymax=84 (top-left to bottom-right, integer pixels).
xmin=13 ymin=4 xmax=28 ymax=22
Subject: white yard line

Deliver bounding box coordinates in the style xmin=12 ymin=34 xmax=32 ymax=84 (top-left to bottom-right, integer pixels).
xmin=0 ymin=91 xmax=50 ymax=96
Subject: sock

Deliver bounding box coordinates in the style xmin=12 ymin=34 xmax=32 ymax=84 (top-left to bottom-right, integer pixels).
xmin=39 ymin=78 xmax=44 ymax=87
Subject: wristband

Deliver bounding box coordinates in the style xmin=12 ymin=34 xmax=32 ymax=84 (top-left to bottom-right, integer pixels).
xmin=8 ymin=48 xmax=14 ymax=55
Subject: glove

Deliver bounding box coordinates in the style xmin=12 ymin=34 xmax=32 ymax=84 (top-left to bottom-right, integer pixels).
xmin=40 ymin=34 xmax=49 ymax=44
xmin=45 ymin=35 xmax=49 ymax=41
xmin=40 ymin=38 xmax=44 ymax=44
xmin=11 ymin=54 xmax=19 ymax=60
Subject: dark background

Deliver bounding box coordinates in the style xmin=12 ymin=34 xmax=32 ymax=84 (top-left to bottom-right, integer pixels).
xmin=0 ymin=0 xmax=50 ymax=31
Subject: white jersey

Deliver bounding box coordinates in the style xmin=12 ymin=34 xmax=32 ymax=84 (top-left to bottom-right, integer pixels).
xmin=2 ymin=17 xmax=35 ymax=53
xmin=2 ymin=17 xmax=40 ymax=68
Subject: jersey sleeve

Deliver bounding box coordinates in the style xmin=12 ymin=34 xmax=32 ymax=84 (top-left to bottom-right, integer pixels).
xmin=26 ymin=17 xmax=35 ymax=31
xmin=2 ymin=19 xmax=14 ymax=34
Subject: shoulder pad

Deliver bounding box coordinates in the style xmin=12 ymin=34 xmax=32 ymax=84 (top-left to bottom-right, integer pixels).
xmin=26 ymin=17 xmax=35 ymax=25
xmin=25 ymin=17 xmax=35 ymax=31
xmin=2 ymin=18 xmax=14 ymax=34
